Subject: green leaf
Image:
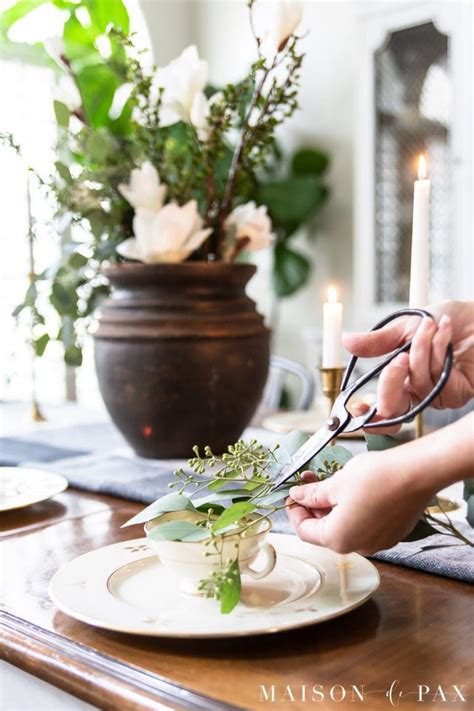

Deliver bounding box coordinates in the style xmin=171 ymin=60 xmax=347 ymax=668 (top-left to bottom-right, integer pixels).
xmin=220 ymin=559 xmax=241 ymax=614
xmin=257 ymin=485 xmax=293 ymax=506
xmin=195 ymin=502 xmax=225 ymax=516
xmin=306 ymin=445 xmax=353 ymax=473
xmin=257 ymin=176 xmax=328 ymax=230
xmin=278 ymin=430 xmax=310 ymax=456
xmin=291 ymin=148 xmax=329 ymax=177
xmin=122 ymin=493 xmax=196 ymax=528
xmin=64 ymin=345 xmax=82 ymax=367
xmin=75 ymin=63 xmax=120 ymax=129
xmin=87 ymin=210 xmax=108 ymax=239
xmin=83 ymin=0 xmax=129 ymax=34
xmin=55 ymin=161 xmax=72 ymax=183
xmin=53 ymin=101 xmax=70 ymax=128
xmin=50 ymin=280 xmax=76 ymax=314
xmin=364 ymin=434 xmax=401 ymax=452
xmin=272 ymin=242 xmax=310 ymax=297
xmin=63 ymin=13 xmax=100 ymax=63
xmin=192 ymin=488 xmax=254 ymax=508
xmin=148 ymin=520 xmax=209 ymax=542
xmin=267 ymin=430 xmax=309 ymax=478
xmin=84 ymin=130 xmax=117 ymax=163
xmin=25 ymin=282 xmax=37 ymax=306
xmin=68 ymin=251 xmax=88 ymax=269
xmin=207 ymin=479 xmax=228 ymax=492
xmin=212 ymin=501 xmax=255 ymax=532
xmin=12 ymin=303 xmax=25 ymax=318
xmin=403 ymin=518 xmax=439 ymax=542
xmin=34 ymin=333 xmax=49 ymax=357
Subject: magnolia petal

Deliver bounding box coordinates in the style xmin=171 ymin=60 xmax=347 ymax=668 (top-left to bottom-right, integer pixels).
xmin=153 ymin=202 xmax=197 ymax=252
xmin=119 ymin=162 xmax=167 ymax=211
xmin=158 ymin=103 xmax=183 ymax=127
xmin=153 ymin=45 xmax=209 ymax=127
xmin=55 ymin=75 xmax=81 ymax=111
xmin=190 ymin=92 xmax=209 ymax=140
xmin=276 ymin=0 xmax=303 ymax=50
xmin=116 ymin=238 xmax=143 ymax=261
xmin=132 ymin=207 xmax=160 ymax=260
xmin=185 ymin=227 xmax=213 ymax=252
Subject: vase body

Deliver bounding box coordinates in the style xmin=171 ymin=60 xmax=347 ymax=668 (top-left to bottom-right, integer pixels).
xmin=94 ymin=262 xmax=270 ymax=458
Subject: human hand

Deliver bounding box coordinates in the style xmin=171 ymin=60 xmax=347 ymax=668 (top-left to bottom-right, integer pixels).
xmin=342 ymin=301 xmax=474 ymax=424
xmin=286 ymin=452 xmax=434 ymax=555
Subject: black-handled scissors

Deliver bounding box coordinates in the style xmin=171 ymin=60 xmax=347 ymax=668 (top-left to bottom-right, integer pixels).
xmin=271 ymin=308 xmax=453 ymax=490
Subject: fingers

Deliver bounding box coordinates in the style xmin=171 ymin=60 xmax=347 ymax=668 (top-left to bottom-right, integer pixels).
xmin=300 ymin=471 xmax=318 ymax=484
xmin=342 ymin=317 xmax=413 ymax=358
xmin=430 ymin=315 xmax=452 ymax=403
xmin=289 ymin=480 xmax=332 ymax=509
xmin=293 ymin=515 xmax=329 ymax=546
xmin=376 ymin=352 xmax=410 ymax=429
xmin=409 ymin=317 xmax=436 ymax=399
xmin=285 ymin=497 xmax=314 ymax=531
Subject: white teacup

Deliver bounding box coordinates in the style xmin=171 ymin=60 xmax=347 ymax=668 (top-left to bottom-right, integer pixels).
xmin=145 ymin=510 xmax=276 ymax=595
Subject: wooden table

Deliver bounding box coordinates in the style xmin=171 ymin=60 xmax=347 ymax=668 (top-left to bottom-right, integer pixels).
xmin=1 ymin=487 xmax=473 ymax=710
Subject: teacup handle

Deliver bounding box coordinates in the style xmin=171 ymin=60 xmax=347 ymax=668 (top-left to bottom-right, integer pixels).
xmin=240 ymin=542 xmax=276 ymax=580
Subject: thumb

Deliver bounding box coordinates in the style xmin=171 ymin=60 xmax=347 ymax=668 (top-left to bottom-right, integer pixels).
xmin=289 ymin=479 xmax=333 ymax=510
xmin=342 ymin=317 xmax=415 ymax=358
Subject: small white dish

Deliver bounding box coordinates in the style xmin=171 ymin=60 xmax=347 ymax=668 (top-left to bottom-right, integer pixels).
xmin=0 ymin=467 xmax=68 ymax=512
xmin=49 ymin=533 xmax=380 ymax=638
xmin=145 ymin=511 xmax=276 ymax=595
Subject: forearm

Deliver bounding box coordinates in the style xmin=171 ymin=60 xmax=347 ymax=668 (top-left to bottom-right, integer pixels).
xmin=385 ymin=413 xmax=474 ymax=495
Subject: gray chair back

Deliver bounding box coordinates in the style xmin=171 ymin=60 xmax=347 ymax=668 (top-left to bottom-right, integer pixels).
xmin=263 ymin=355 xmax=315 ymax=411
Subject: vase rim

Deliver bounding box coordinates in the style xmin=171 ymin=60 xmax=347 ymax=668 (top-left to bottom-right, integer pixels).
xmin=103 ymin=261 xmax=256 ymax=275
xmin=102 ymin=260 xmax=257 ymax=288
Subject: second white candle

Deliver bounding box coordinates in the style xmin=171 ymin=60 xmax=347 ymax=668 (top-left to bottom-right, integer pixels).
xmin=322 ymin=286 xmax=343 ymax=368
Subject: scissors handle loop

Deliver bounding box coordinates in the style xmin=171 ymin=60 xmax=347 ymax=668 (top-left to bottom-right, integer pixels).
xmin=341 ymin=308 xmax=453 ymax=430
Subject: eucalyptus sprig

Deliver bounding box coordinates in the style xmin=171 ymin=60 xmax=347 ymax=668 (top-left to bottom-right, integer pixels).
xmin=123 ymin=430 xmax=474 ymax=615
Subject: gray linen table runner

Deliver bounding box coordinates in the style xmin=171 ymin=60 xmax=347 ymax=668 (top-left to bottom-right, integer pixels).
xmin=2 ymin=421 xmax=473 ymax=583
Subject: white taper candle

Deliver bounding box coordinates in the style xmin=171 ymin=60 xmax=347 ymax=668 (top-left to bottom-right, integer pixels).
xmin=409 ymin=155 xmax=430 ymax=308
xmin=322 ymin=286 xmax=343 ymax=367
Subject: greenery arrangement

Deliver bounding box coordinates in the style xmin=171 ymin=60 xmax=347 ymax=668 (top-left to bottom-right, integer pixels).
xmin=2 ymin=0 xmax=329 ymax=367
xmin=124 ymin=431 xmax=474 ymax=614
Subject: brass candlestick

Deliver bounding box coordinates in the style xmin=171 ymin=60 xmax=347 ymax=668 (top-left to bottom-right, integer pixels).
xmin=319 ymin=366 xmax=345 ymax=444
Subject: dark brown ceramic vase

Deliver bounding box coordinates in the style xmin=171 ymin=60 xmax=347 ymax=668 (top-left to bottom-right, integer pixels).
xmin=94 ymin=262 xmax=270 ymax=458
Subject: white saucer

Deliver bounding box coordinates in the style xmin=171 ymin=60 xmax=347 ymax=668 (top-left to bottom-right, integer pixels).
xmin=0 ymin=467 xmax=68 ymax=512
xmin=49 ymin=534 xmax=379 ymax=638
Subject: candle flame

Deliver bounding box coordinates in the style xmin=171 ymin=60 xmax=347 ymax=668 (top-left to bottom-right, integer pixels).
xmin=417 ymin=154 xmax=427 ymax=180
xmin=327 ymin=285 xmax=338 ymax=303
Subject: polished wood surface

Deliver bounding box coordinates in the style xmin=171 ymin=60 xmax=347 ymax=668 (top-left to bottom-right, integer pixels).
xmin=1 ymin=488 xmax=473 ymax=710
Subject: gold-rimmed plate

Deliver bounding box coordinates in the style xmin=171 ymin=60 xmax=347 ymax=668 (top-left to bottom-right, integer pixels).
xmin=49 ymin=534 xmax=379 ymax=638
xmin=0 ymin=467 xmax=68 ymax=512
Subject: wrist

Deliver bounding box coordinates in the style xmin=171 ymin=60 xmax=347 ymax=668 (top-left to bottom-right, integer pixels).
xmin=390 ymin=414 xmax=474 ymax=496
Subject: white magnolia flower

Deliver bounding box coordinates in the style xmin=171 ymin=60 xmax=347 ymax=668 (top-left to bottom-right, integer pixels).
xmin=117 ymin=200 xmax=212 ymax=264
xmin=55 ymin=75 xmax=81 ymax=112
xmin=152 ymin=45 xmax=209 ymax=134
xmin=263 ymin=1 xmax=303 ymax=57
xmin=118 ymin=162 xmax=167 ymax=212
xmin=190 ymin=91 xmax=210 ymax=141
xmin=225 ymin=202 xmax=274 ymax=252
xmin=44 ymin=36 xmax=69 ymax=70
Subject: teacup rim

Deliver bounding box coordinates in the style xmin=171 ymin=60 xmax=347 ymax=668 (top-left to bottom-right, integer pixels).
xmin=144 ymin=511 xmax=272 ymax=542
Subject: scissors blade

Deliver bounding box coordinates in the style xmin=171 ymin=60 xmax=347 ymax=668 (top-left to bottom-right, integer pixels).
xmin=271 ymin=424 xmax=336 ymax=490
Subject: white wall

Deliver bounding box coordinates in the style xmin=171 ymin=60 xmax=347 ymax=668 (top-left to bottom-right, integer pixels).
xmin=140 ymin=0 xmax=360 ymax=367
